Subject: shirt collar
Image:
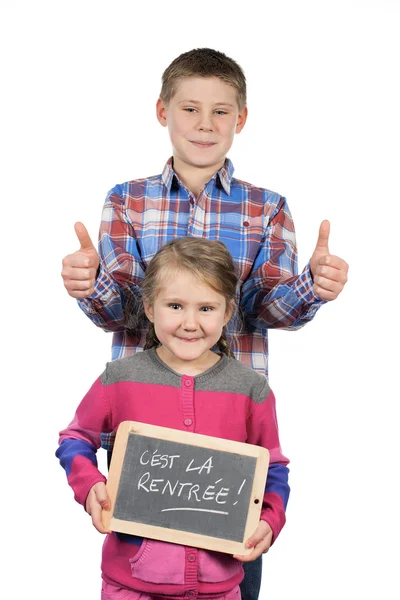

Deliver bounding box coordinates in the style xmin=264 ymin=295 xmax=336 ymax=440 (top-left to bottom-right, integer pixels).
xmin=161 ymin=157 xmax=234 ymax=196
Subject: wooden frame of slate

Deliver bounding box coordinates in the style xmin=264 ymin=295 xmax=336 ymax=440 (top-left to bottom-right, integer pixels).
xmin=102 ymin=421 xmax=270 ymax=555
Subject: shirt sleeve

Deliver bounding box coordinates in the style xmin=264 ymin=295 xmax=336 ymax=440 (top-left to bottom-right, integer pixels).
xmin=55 ymin=375 xmax=112 ymax=507
xmin=246 ymin=380 xmax=290 ymax=543
xmin=77 ymin=184 xmax=146 ymax=332
xmin=241 ymin=195 xmax=326 ymax=329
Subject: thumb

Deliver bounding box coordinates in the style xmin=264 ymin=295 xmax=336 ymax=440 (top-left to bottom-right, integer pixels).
xmin=74 ymin=222 xmax=96 ymax=252
xmin=315 ymin=219 xmax=330 ymax=253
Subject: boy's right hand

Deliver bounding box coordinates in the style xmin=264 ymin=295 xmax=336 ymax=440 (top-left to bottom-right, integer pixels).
xmin=85 ymin=482 xmax=112 ymax=534
xmin=61 ymin=222 xmax=100 ymax=298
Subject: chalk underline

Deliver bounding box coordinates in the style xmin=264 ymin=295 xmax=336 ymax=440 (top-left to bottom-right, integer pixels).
xmin=161 ymin=507 xmax=229 ymax=515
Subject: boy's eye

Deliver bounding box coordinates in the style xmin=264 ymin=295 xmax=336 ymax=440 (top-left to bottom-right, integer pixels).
xmin=183 ymin=108 xmax=227 ymax=115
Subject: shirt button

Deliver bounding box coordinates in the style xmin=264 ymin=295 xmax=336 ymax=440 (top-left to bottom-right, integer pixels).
xmin=189 ymin=198 xmax=194 ymax=205
xmin=188 ymin=553 xmax=196 ymax=562
xmin=184 ymin=380 xmax=192 ymax=387
xmin=243 ymin=220 xmax=249 ymax=227
xmin=184 ymin=419 xmax=193 ymax=427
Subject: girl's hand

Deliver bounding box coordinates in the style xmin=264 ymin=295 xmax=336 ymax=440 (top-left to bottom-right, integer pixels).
xmin=233 ymin=520 xmax=272 ymax=562
xmin=85 ymin=482 xmax=112 ymax=534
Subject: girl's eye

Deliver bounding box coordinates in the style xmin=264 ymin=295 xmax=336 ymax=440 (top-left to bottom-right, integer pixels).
xmin=200 ymin=306 xmax=214 ymax=312
xmin=168 ymin=303 xmax=182 ymax=310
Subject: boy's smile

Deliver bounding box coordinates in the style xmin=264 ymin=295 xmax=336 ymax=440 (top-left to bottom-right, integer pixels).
xmin=190 ymin=141 xmax=217 ymax=149
xmin=156 ymin=77 xmax=247 ymax=188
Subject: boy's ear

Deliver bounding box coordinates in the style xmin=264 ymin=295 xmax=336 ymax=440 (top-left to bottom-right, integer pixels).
xmin=143 ymin=299 xmax=154 ymax=322
xmin=156 ymin=98 xmax=168 ymax=127
xmin=236 ymin=106 xmax=248 ymax=134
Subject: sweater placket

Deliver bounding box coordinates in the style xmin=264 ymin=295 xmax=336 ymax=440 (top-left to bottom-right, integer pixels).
xmin=180 ymin=375 xmax=199 ymax=595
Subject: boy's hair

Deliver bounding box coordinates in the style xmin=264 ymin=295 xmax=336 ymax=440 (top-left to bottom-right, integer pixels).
xmin=160 ymin=48 xmax=247 ymax=109
xmin=142 ymin=237 xmax=238 ymax=358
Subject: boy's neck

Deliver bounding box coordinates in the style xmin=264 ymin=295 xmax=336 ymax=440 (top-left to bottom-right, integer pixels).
xmin=173 ymin=157 xmax=225 ymax=198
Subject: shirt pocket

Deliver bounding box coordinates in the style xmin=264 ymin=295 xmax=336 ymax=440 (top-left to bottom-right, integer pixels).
xmin=129 ymin=539 xmax=186 ymax=585
xmin=218 ymin=215 xmax=265 ymax=285
xmin=197 ymin=549 xmax=241 ymax=583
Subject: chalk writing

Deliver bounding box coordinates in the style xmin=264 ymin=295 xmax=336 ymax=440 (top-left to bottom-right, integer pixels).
xmin=113 ymin=433 xmax=258 ymax=542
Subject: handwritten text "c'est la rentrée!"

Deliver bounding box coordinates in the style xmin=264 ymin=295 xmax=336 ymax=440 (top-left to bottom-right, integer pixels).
xmin=137 ymin=449 xmax=247 ymax=513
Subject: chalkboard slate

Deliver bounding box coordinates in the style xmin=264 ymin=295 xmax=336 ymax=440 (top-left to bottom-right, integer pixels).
xmin=103 ymin=421 xmax=269 ymax=554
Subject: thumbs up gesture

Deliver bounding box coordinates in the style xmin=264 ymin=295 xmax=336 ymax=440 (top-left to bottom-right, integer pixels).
xmin=310 ymin=220 xmax=348 ymax=301
xmin=61 ymin=222 xmax=100 ymax=298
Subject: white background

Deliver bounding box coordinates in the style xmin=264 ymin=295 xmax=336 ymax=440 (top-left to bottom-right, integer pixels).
xmin=1 ymin=1 xmax=399 ymax=598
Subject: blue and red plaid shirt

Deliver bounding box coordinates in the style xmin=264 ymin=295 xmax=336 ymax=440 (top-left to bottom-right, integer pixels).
xmin=78 ymin=157 xmax=324 ymax=375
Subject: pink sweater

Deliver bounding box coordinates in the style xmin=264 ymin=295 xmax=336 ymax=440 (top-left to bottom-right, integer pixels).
xmin=57 ymin=349 xmax=290 ymax=598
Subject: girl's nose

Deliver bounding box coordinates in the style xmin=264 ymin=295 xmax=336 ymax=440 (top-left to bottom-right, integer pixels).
xmin=182 ymin=311 xmax=198 ymax=330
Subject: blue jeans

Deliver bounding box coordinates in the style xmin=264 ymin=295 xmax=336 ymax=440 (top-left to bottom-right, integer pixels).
xmin=240 ymin=557 xmax=262 ymax=600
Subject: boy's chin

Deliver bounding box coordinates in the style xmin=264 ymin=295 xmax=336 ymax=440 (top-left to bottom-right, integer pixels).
xmin=186 ymin=154 xmax=226 ymax=169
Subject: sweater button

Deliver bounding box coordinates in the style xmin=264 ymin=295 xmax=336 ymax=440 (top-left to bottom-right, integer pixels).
xmin=184 ymin=419 xmax=193 ymax=427
xmin=188 ymin=552 xmax=196 ymax=562
xmin=184 ymin=379 xmax=192 ymax=387
xmin=188 ymin=592 xmax=196 ymax=597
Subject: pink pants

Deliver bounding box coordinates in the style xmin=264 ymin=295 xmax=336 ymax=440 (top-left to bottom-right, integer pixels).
xmin=101 ymin=582 xmax=241 ymax=600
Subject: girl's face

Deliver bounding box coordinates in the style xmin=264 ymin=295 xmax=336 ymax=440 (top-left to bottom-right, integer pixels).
xmin=144 ymin=270 xmax=233 ymax=374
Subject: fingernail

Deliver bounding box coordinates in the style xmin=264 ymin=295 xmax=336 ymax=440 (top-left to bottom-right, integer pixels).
xmin=247 ymin=541 xmax=253 ymax=548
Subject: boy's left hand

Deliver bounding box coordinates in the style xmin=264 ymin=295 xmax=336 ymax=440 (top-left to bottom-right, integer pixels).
xmin=233 ymin=520 xmax=272 ymax=562
xmin=310 ymin=220 xmax=349 ymax=301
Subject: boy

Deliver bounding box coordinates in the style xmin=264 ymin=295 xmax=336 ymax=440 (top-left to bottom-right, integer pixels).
xmin=61 ymin=48 xmax=348 ymax=600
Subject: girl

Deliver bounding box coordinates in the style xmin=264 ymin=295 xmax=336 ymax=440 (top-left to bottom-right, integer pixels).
xmin=56 ymin=237 xmax=290 ymax=600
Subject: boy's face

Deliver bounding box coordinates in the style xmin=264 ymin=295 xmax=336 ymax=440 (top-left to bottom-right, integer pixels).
xmin=156 ymin=77 xmax=247 ymax=173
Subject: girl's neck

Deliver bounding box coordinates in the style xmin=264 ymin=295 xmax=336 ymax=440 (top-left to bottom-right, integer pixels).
xmin=155 ymin=346 xmax=221 ymax=376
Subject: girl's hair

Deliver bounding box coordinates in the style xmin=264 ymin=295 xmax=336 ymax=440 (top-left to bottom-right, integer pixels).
xmin=143 ymin=237 xmax=238 ymax=358
xmin=160 ymin=48 xmax=247 ymax=110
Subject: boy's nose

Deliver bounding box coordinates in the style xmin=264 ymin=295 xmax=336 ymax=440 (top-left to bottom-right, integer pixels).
xmin=197 ymin=114 xmax=214 ymax=132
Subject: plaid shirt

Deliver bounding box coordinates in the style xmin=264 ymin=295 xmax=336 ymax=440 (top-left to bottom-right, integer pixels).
xmin=78 ymin=158 xmax=324 ymax=375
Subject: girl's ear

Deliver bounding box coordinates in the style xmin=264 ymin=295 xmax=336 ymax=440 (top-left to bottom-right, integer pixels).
xmin=223 ymin=301 xmax=234 ymax=326
xmin=143 ymin=299 xmax=154 ymax=322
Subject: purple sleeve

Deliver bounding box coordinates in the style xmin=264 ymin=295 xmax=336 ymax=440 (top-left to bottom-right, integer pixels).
xmin=56 ymin=376 xmax=111 ymax=507
xmin=247 ymin=386 xmax=290 ymax=542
